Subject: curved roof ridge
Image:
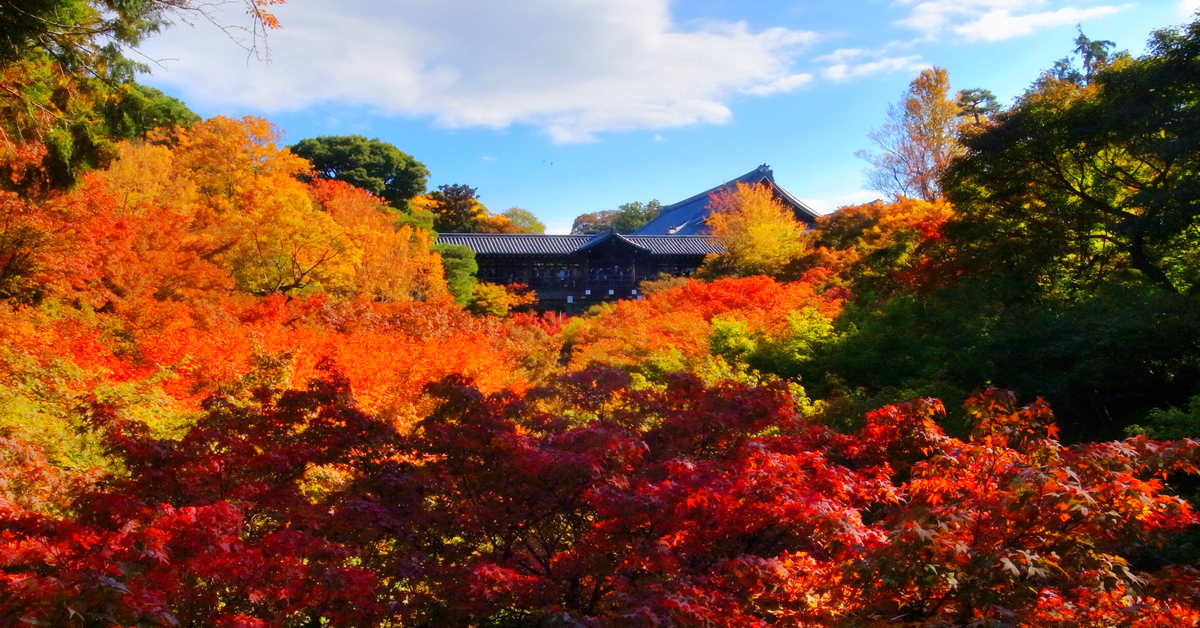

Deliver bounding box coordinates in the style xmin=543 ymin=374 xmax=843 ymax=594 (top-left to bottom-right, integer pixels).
xmin=434 ymin=232 xmax=723 ymax=256
xmin=656 ymin=164 xmax=774 ymax=214
xmin=635 ymin=165 xmax=818 ymax=235
xmin=611 ymin=232 xmax=653 ymax=252
xmin=577 ymin=230 xmax=651 ymax=253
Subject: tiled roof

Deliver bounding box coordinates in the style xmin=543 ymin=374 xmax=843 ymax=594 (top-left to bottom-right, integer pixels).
xmin=577 ymin=231 xmax=651 ymax=254
xmin=436 ymin=233 xmax=591 ymax=255
xmin=636 ymin=164 xmax=819 ymax=236
xmin=623 ymin=235 xmax=723 ymax=255
xmin=435 ymin=232 xmax=722 ymax=256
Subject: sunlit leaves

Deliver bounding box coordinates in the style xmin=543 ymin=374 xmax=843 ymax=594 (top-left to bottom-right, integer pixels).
xmin=702 ymin=182 xmax=809 ymax=278
xmin=564 ymin=275 xmax=844 ymax=375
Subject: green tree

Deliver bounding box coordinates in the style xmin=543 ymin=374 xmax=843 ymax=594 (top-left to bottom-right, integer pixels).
xmin=1074 ymin=28 xmax=1116 ymax=81
xmin=956 ymin=88 xmax=1000 ymax=125
xmin=858 ymin=67 xmax=962 ymax=201
xmin=2 ymin=0 xmax=170 ymax=74
xmin=570 ymin=200 xmax=662 ymax=234
xmin=0 ymin=0 xmax=278 ymax=77
xmin=801 ymin=21 xmax=1200 ymax=439
xmin=432 ymin=243 xmax=478 ymax=305
xmin=104 ymin=83 xmax=199 ymax=138
xmin=0 ymin=1 xmax=271 ymax=196
xmin=944 ymin=20 xmax=1200 ymax=296
xmin=290 ymin=136 xmax=428 ymax=209
xmin=1048 ymin=57 xmax=1084 ymax=84
xmin=611 ymin=200 xmax=662 ymax=233
xmin=1129 ymin=395 xmax=1200 ymax=440
xmin=1043 ymin=29 xmax=1125 ymax=88
xmin=570 ymin=210 xmax=619 ymax=234
xmin=0 ymin=66 xmax=200 ymax=196
xmin=501 ymin=207 xmax=545 ymax=234
xmin=418 ymin=184 xmax=483 ymax=233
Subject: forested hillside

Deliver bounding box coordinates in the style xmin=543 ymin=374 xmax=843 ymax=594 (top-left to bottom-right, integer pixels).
xmin=3 ymin=2 xmax=1200 ymax=625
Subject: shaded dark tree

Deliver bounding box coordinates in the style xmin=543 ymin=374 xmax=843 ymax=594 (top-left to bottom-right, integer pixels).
xmin=1075 ymin=27 xmax=1117 ymax=80
xmin=425 ymin=183 xmax=484 ymax=232
xmin=944 ymin=20 xmax=1200 ymax=296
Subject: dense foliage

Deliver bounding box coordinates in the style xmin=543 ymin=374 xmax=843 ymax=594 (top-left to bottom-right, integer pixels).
xmin=0 ymin=0 xmax=276 ymax=196
xmin=946 ymin=22 xmax=1200 ymax=297
xmin=793 ymin=20 xmax=1200 ymax=440
xmin=290 ymin=135 xmax=429 ymax=210
xmin=700 ymin=182 xmax=810 ymax=277
xmin=4 ymin=371 xmax=1198 ymax=625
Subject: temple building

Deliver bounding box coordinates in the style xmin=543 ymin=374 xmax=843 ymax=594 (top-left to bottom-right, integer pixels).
xmin=435 ymin=165 xmax=815 ymax=311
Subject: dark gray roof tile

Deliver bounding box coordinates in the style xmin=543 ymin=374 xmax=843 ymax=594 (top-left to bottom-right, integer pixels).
xmin=436 ymin=233 xmax=591 ymax=255
xmin=623 ymin=235 xmax=723 ymax=255
xmin=435 ymin=232 xmax=722 ymax=256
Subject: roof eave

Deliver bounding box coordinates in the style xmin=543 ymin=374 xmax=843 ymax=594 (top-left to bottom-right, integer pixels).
xmin=575 ymin=230 xmax=652 ymax=254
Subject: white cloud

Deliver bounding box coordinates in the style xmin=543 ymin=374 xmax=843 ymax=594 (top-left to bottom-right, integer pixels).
xmin=815 ymin=48 xmax=873 ymax=64
xmin=141 ymin=0 xmax=818 ymax=143
xmin=814 ymin=42 xmax=926 ymax=82
xmin=893 ymin=0 xmax=1126 ymax=41
xmin=1182 ymin=0 xmax=1200 ymax=16
xmin=895 ymin=0 xmax=1018 ymax=35
xmin=741 ymin=72 xmax=814 ymax=95
xmin=801 ymin=189 xmax=880 ymax=214
xmin=822 ymin=54 xmax=927 ymax=81
xmin=954 ymin=6 xmax=1124 ymax=41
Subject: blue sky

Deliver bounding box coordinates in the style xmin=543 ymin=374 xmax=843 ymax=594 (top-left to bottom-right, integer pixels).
xmin=140 ymin=0 xmax=1195 ymax=233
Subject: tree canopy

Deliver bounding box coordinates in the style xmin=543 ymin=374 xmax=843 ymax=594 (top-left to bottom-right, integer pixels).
xmin=501 ymin=207 xmax=546 ymax=234
xmin=944 ymin=20 xmax=1200 ymax=296
xmin=570 ymin=199 xmax=662 ymax=234
xmin=289 ymin=135 xmax=428 ymax=209
xmin=570 ymin=209 xmax=619 ymax=234
xmin=956 ymin=88 xmax=1000 ymax=125
xmin=0 ymin=1 xmax=273 ymax=197
xmin=0 ymin=0 xmax=281 ymax=77
xmin=415 ymin=183 xmax=488 ymax=232
xmin=412 ymin=184 xmax=526 ymax=233
xmin=701 ymin=182 xmax=808 ymax=277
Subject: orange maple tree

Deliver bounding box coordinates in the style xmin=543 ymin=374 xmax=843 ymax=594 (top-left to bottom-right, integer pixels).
xmin=565 ymin=275 xmax=845 ymax=371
